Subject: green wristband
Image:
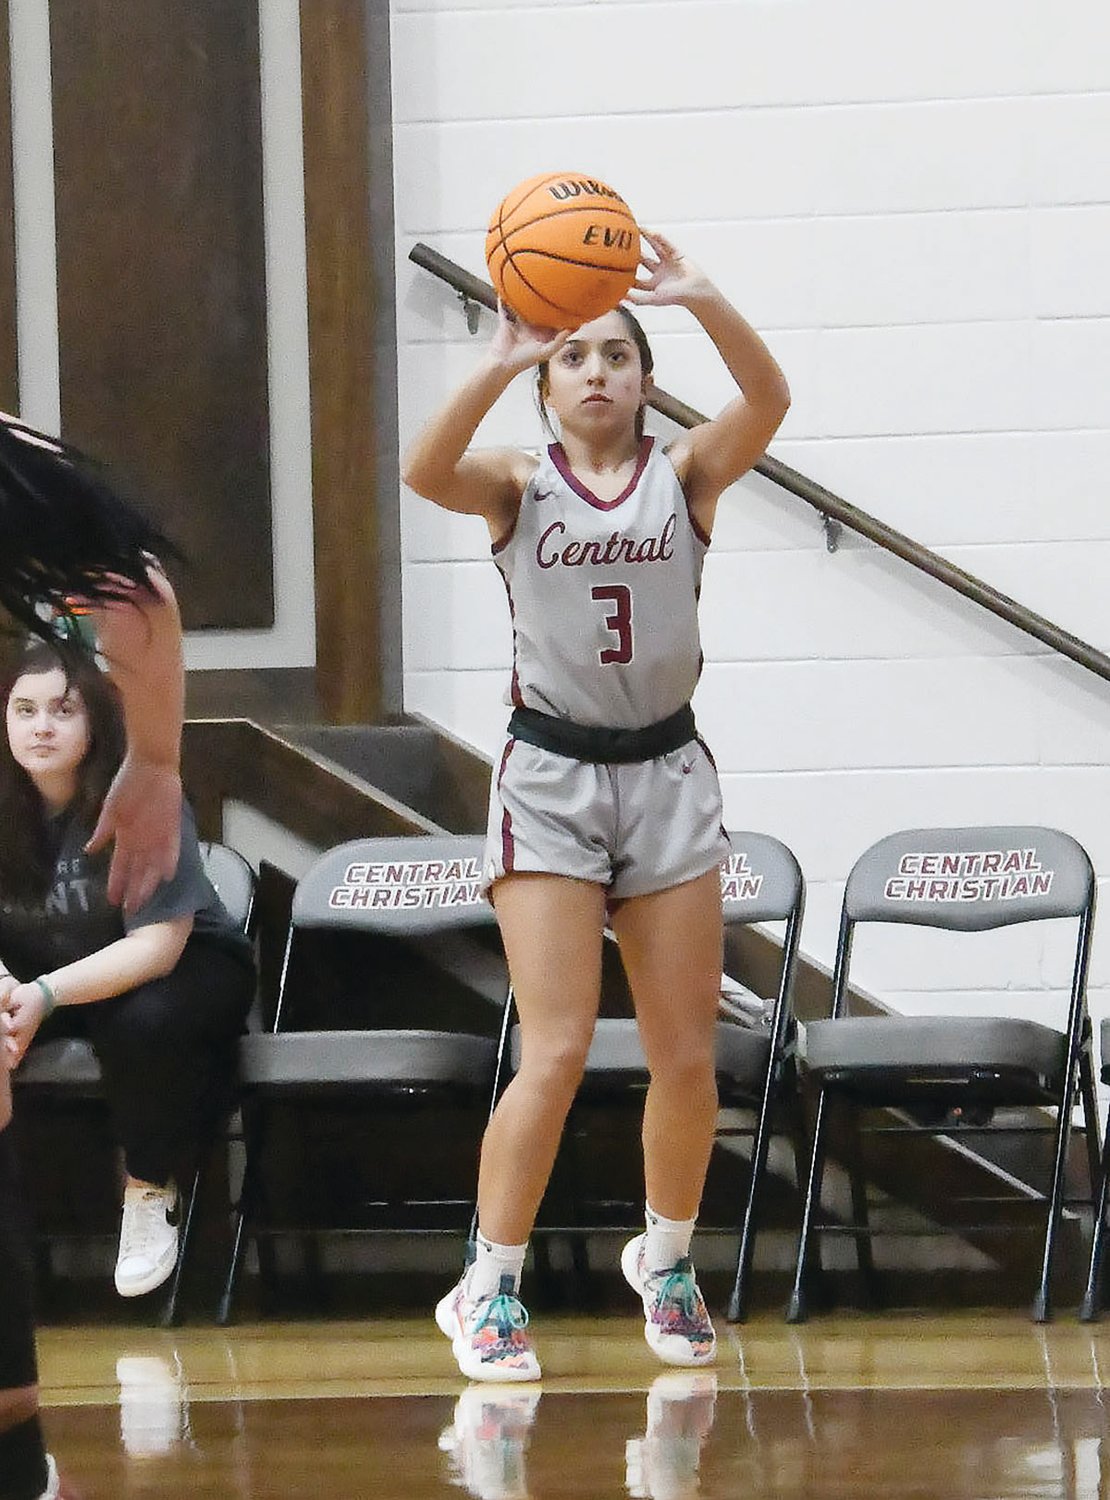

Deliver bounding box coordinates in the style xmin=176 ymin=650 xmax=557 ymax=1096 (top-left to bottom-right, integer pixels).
xmin=34 ymin=977 xmax=57 ymax=1018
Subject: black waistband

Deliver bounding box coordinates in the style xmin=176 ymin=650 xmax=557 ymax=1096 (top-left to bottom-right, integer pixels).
xmin=507 ymin=703 xmax=697 ymax=764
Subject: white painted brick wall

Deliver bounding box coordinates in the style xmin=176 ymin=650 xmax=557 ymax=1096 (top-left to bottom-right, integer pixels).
xmin=391 ymin=1 xmax=1110 ymax=1053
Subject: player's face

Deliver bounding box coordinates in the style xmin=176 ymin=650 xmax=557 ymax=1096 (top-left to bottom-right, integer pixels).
xmin=544 ymin=310 xmax=647 ymax=437
xmin=6 ymin=668 xmax=91 ymax=803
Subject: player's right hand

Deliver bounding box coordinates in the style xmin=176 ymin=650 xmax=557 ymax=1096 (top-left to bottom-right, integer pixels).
xmin=489 ymin=301 xmax=570 ymax=373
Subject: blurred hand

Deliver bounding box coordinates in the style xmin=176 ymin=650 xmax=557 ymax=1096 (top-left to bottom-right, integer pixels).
xmin=488 ymin=301 xmax=570 ymax=375
xmin=85 ymin=752 xmax=182 ymax=911
xmin=2 ymin=981 xmax=48 ymax=1067
xmin=628 ymin=230 xmax=713 ymax=308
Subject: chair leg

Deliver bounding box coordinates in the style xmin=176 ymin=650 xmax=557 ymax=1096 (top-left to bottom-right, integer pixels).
xmin=786 ymin=1088 xmax=830 ymax=1324
xmin=218 ymin=1107 xmax=265 ymax=1327
xmin=727 ymin=1068 xmax=783 ymax=1324
xmin=1078 ymin=1052 xmax=1103 ymax=1193
xmin=1033 ymin=1089 xmax=1079 ymax=1323
xmin=846 ymin=1107 xmax=880 ymax=1306
xmin=161 ymin=1164 xmax=202 ymax=1328
xmin=1080 ymin=1127 xmax=1110 ymax=1322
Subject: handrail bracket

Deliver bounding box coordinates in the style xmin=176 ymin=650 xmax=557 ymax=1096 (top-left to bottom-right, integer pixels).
xmin=459 ymin=292 xmax=482 ymax=335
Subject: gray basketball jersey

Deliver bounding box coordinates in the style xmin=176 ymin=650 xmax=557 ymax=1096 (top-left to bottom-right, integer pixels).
xmin=493 ymin=437 xmax=709 ymax=728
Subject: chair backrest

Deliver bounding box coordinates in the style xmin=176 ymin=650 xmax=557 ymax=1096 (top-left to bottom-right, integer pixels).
xmin=721 ymin=831 xmax=804 ymax=927
xmin=290 ymin=834 xmax=495 ymax=935
xmin=844 ymin=826 xmax=1094 ymax=931
xmin=200 ymin=841 xmax=257 ymax=934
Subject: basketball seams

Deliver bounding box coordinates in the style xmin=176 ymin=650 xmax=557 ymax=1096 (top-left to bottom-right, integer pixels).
xmin=511 ymin=248 xmax=639 ymax=275
xmin=496 ymin=172 xmax=556 ymax=226
xmin=486 ymin=171 xmax=640 ymax=327
xmin=500 ymin=252 xmax=578 ymax=320
xmin=498 ymin=200 xmax=637 ymax=241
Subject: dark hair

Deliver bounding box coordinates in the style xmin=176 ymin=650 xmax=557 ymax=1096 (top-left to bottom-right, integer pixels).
xmin=0 ymin=638 xmax=125 ymax=901
xmin=0 ymin=415 xmax=177 ymax=638
xmin=536 ymin=306 xmax=655 ymax=443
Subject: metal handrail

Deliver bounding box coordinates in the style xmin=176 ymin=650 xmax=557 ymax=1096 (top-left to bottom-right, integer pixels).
xmin=409 ymin=241 xmax=1110 ymax=686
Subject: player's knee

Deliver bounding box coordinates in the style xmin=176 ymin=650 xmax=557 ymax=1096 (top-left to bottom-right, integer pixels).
xmin=647 ymin=1045 xmax=717 ymax=1094
xmin=517 ymin=1035 xmax=592 ymax=1100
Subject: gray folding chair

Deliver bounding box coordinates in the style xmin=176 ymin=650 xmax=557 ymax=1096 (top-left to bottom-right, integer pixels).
xmin=14 ymin=840 xmax=256 ymax=1325
xmin=503 ymin=830 xmax=805 ymax=1323
xmin=1079 ymin=1018 xmax=1110 ymax=1321
xmin=218 ymin=833 xmax=507 ymax=1324
xmin=786 ymin=826 xmax=1099 ymax=1325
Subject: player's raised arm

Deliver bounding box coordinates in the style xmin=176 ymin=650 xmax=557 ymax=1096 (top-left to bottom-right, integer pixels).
xmin=401 ymin=305 xmax=568 ymax=533
xmin=629 ymin=232 xmax=790 ymax=525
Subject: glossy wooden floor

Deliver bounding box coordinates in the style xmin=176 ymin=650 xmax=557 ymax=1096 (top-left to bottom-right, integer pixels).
xmin=37 ymin=1310 xmax=1110 ymax=1498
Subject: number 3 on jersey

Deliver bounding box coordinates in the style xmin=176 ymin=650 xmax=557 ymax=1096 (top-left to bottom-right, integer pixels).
xmin=591 ymin=584 xmax=633 ymax=665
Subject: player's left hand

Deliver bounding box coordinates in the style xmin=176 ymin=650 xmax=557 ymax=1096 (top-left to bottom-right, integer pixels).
xmin=85 ymin=752 xmax=182 ymax=911
xmin=1 ymin=982 xmax=47 ymax=1067
xmin=628 ymin=230 xmax=713 ymax=308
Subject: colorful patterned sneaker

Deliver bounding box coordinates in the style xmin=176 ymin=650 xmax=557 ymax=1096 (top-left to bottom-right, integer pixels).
xmin=621 ymin=1234 xmax=716 ymax=1367
xmin=625 ymin=1371 xmax=718 ymax=1500
xmin=437 ymin=1384 xmax=541 ymax=1499
xmin=435 ymin=1272 xmax=542 ymax=1383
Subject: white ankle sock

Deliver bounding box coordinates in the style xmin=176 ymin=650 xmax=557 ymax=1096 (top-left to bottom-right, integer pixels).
xmin=643 ymin=1204 xmax=696 ymax=1271
xmin=468 ymin=1231 xmax=527 ymax=1299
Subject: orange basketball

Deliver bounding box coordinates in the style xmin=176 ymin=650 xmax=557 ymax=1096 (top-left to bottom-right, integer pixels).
xmin=485 ymin=171 xmax=641 ymax=330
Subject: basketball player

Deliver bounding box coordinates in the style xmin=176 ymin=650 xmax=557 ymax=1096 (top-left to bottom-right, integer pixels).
xmin=0 ymin=412 xmax=184 ymax=1500
xmin=404 ymin=231 xmax=790 ymax=1380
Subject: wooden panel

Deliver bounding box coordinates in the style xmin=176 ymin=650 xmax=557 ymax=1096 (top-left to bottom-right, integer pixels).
xmin=49 ymin=0 xmax=272 ymax=630
xmin=299 ymin=0 xmax=386 ymax=722
xmin=181 ymin=719 xmax=441 ymax=847
xmin=185 ymin=667 xmax=319 ymax=726
xmin=0 ymin=0 xmax=17 ymax=410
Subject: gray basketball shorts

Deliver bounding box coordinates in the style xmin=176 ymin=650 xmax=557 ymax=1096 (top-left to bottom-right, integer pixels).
xmin=482 ymin=735 xmax=729 ymax=901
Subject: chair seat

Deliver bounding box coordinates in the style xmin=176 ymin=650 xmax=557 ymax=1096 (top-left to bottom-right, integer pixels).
xmin=510 ymin=1016 xmax=772 ymax=1096
xmin=805 ymin=1015 xmax=1067 ymax=1099
xmin=14 ymin=1038 xmax=104 ymax=1092
xmin=239 ymin=1029 xmax=498 ymax=1093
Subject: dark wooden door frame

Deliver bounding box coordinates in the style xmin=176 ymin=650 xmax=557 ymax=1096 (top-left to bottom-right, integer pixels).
xmin=300 ymin=0 xmax=401 ymax=725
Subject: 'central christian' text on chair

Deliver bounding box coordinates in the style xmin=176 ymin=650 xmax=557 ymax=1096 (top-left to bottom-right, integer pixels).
xmin=218 ymin=834 xmax=506 ymax=1323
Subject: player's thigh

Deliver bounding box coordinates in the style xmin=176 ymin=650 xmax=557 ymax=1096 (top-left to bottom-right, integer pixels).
xmin=492 ymin=871 xmax=607 ymax=1059
xmin=610 ymin=867 xmax=723 ymax=1069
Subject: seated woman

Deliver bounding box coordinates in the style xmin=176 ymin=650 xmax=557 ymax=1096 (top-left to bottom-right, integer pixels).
xmin=0 ymin=638 xmax=255 ymax=1298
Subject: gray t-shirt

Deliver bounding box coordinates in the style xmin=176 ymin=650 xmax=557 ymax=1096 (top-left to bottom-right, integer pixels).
xmin=0 ymin=799 xmax=252 ymax=977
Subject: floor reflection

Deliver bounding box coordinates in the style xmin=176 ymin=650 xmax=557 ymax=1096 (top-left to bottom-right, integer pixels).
xmin=45 ymin=1385 xmax=1110 ymax=1498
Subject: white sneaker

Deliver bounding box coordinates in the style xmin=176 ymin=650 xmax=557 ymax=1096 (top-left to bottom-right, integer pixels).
xmin=438 ymin=1384 xmax=541 ymax=1499
xmin=625 ymin=1371 xmax=718 ymax=1499
xmin=37 ymin=1454 xmax=60 ymax=1500
xmin=621 ymin=1234 xmax=716 ymax=1367
xmin=435 ymin=1271 xmax=542 ymax=1383
xmin=114 ymin=1181 xmax=179 ymax=1298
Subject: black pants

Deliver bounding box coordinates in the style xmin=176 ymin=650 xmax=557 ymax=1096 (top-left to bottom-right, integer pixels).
xmin=0 ymin=1122 xmax=37 ymax=1391
xmin=37 ymin=936 xmax=253 ymax=1186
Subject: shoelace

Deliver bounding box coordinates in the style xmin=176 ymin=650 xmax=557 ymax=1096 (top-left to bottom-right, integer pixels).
xmin=471 ymin=1289 xmax=531 ymax=1361
xmin=119 ymin=1189 xmax=171 ymax=1257
xmin=649 ymin=1259 xmax=707 ymax=1336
